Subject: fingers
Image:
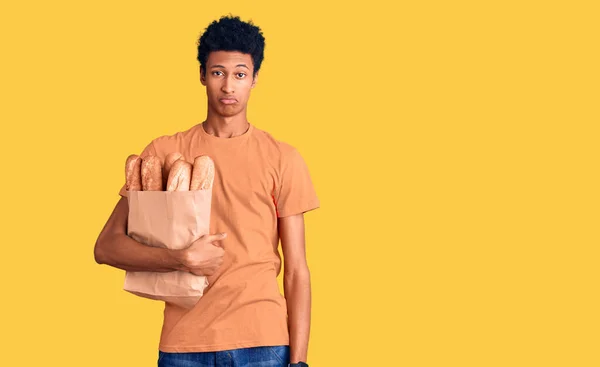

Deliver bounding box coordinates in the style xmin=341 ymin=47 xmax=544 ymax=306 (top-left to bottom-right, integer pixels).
xmin=193 ymin=232 xmax=226 ymax=248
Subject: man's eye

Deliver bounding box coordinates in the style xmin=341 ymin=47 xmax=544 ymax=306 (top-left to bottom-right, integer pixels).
xmin=237 ymin=73 xmax=246 ymax=78
xmin=212 ymin=71 xmax=222 ymax=76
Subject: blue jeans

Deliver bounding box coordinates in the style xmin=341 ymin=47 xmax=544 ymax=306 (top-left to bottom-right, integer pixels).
xmin=157 ymin=345 xmax=290 ymax=367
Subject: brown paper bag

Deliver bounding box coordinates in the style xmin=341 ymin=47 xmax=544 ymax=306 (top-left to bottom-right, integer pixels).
xmin=123 ymin=190 xmax=212 ymax=309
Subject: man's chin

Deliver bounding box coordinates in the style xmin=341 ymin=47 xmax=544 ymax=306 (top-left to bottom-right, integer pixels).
xmin=218 ymin=106 xmax=242 ymax=117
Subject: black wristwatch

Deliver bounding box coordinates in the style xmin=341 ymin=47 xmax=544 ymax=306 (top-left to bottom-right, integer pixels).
xmin=289 ymin=363 xmax=309 ymax=367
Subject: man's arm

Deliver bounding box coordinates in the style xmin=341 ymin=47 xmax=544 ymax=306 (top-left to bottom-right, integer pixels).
xmin=94 ymin=196 xmax=226 ymax=275
xmin=94 ymin=196 xmax=187 ymax=272
xmin=279 ymin=213 xmax=312 ymax=364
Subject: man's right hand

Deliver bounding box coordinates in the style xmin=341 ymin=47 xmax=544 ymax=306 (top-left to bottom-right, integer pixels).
xmin=172 ymin=233 xmax=227 ymax=276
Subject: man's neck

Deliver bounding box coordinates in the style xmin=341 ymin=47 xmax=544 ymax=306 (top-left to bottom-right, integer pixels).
xmin=202 ymin=114 xmax=250 ymax=138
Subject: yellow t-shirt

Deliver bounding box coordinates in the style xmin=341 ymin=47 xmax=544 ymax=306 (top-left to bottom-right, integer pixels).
xmin=118 ymin=122 xmax=320 ymax=352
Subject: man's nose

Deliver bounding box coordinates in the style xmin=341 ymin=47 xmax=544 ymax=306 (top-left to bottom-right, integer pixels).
xmin=221 ymin=75 xmax=234 ymax=94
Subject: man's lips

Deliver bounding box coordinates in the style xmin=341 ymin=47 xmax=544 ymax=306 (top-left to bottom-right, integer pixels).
xmin=219 ymin=97 xmax=237 ymax=104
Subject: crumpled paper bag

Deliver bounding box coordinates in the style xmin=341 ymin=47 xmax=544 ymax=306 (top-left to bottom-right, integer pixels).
xmin=123 ymin=190 xmax=212 ymax=309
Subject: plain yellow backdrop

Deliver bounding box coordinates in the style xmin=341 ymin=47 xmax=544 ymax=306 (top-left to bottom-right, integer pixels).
xmin=1 ymin=0 xmax=598 ymax=366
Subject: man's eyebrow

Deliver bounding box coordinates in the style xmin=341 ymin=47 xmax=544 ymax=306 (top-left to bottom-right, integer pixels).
xmin=210 ymin=64 xmax=250 ymax=70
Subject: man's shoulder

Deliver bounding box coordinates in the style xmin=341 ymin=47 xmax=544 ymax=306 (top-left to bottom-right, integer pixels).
xmin=251 ymin=125 xmax=297 ymax=155
xmin=147 ymin=124 xmax=200 ymax=148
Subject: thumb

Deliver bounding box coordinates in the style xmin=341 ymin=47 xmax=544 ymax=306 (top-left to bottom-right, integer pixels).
xmin=208 ymin=232 xmax=227 ymax=243
xmin=212 ymin=233 xmax=227 ymax=248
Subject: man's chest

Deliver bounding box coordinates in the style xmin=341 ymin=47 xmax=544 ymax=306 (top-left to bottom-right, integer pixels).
xmin=189 ymin=145 xmax=278 ymax=206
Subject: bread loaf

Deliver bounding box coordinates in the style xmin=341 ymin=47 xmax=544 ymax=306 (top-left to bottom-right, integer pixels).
xmin=125 ymin=154 xmax=142 ymax=191
xmin=166 ymin=159 xmax=192 ymax=191
xmin=190 ymin=155 xmax=215 ymax=190
xmin=163 ymin=152 xmax=183 ymax=188
xmin=141 ymin=155 xmax=163 ymax=191
xmin=125 ymin=153 xmax=214 ymax=192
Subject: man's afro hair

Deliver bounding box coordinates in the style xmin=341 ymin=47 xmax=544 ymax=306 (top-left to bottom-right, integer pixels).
xmin=197 ymin=15 xmax=266 ymax=77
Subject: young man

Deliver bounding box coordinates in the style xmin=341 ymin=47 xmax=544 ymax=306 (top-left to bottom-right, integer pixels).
xmin=94 ymin=15 xmax=319 ymax=367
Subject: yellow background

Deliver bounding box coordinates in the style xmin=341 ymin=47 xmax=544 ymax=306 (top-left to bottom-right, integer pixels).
xmin=1 ymin=1 xmax=598 ymax=366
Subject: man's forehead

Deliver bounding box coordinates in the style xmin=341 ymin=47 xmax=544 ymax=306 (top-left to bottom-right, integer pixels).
xmin=207 ymin=51 xmax=253 ymax=66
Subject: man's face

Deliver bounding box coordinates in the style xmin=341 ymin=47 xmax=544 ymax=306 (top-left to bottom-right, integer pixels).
xmin=200 ymin=51 xmax=257 ymax=118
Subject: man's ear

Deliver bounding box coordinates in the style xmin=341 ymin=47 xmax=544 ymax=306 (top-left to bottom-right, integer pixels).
xmin=200 ymin=66 xmax=206 ymax=86
xmin=251 ymin=72 xmax=259 ymax=88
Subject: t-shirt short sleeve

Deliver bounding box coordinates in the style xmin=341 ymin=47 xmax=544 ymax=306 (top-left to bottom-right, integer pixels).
xmin=118 ymin=140 xmax=158 ymax=198
xmin=275 ymin=146 xmax=320 ymax=218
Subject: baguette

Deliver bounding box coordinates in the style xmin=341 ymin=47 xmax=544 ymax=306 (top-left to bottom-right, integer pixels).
xmin=141 ymin=155 xmax=163 ymax=191
xmin=163 ymin=152 xmax=183 ymax=188
xmin=190 ymin=155 xmax=215 ymax=190
xmin=125 ymin=154 xmax=142 ymax=191
xmin=166 ymin=159 xmax=192 ymax=191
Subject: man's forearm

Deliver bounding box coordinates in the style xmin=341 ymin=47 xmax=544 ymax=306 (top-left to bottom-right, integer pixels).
xmin=95 ymin=232 xmax=186 ymax=273
xmin=284 ymin=267 xmax=312 ymax=364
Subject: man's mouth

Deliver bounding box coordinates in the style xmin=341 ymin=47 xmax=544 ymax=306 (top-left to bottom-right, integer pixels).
xmin=219 ymin=97 xmax=237 ymax=104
